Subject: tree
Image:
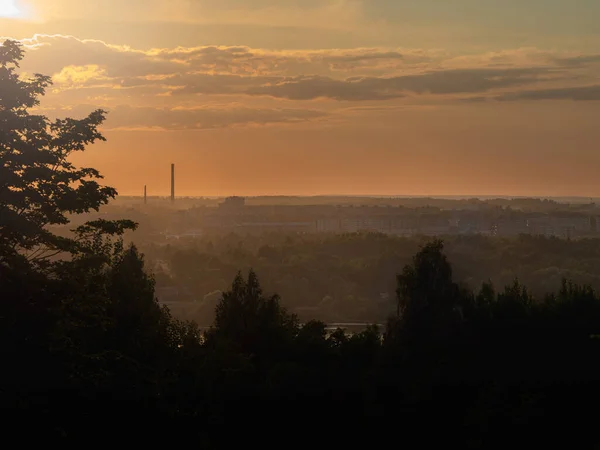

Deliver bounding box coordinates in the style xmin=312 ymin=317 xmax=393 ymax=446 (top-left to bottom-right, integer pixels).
xmin=0 ymin=40 xmax=146 ymax=414
xmin=395 ymin=240 xmax=460 ymax=319
xmin=389 ymin=240 xmax=464 ymax=357
xmin=0 ymin=39 xmax=135 ymax=270
xmin=207 ymin=270 xmax=299 ymax=361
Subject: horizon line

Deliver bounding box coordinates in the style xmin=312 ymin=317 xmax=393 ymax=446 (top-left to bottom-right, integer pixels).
xmin=114 ymin=194 xmax=599 ymax=200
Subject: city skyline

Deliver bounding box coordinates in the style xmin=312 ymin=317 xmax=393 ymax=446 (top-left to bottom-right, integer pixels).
xmin=2 ymin=1 xmax=600 ymax=196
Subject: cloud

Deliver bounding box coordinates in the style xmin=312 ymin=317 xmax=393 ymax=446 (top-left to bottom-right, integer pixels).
xmin=244 ymin=68 xmax=551 ymax=101
xmin=248 ymin=75 xmax=398 ymax=101
xmin=17 ymin=35 xmax=434 ymax=80
xmin=4 ymin=34 xmax=600 ymax=132
xmin=18 ymin=35 xmax=182 ymax=78
xmin=52 ymin=64 xmax=110 ymax=86
xmin=551 ymin=54 xmax=600 ymax=68
xmin=162 ymin=73 xmax=279 ymax=96
xmin=495 ymin=85 xmax=600 ymax=102
xmin=103 ymin=104 xmax=327 ymax=130
xmin=130 ymin=68 xmax=550 ymax=102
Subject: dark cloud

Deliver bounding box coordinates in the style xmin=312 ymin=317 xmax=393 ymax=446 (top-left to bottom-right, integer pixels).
xmin=322 ymin=51 xmax=405 ymax=63
xmin=165 ymin=73 xmax=279 ymax=95
xmin=248 ymin=75 xmax=404 ymax=100
xmin=456 ymin=96 xmax=490 ymax=103
xmin=119 ymin=67 xmax=552 ymax=101
xmin=496 ymin=85 xmax=600 ymax=101
xmin=245 ymin=68 xmax=549 ymax=101
xmin=314 ymin=50 xmax=407 ymax=71
xmin=551 ymin=54 xmax=600 ymax=67
xmin=315 ymin=50 xmax=432 ymax=73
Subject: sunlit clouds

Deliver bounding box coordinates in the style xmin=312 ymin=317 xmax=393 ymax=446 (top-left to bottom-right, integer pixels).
xmin=2 ymin=1 xmax=600 ymax=196
xmin=12 ymin=34 xmax=600 ymax=120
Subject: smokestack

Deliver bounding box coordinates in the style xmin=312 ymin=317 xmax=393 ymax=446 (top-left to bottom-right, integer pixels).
xmin=144 ymin=185 xmax=147 ymax=204
xmin=170 ymin=164 xmax=175 ymax=202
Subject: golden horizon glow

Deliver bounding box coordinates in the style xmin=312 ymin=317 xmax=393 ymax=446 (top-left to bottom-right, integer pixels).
xmin=4 ymin=2 xmax=600 ymax=197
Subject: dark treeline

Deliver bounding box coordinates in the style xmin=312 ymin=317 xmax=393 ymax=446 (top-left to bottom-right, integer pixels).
xmin=5 ymin=239 xmax=600 ymax=446
xmin=147 ymin=232 xmax=600 ymax=325
xmin=3 ymin=40 xmax=600 ymax=447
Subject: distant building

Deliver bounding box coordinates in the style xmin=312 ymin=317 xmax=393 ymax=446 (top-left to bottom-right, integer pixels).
xmin=527 ymin=216 xmax=592 ymax=239
xmin=315 ymin=215 xmax=431 ymax=235
xmin=219 ymin=196 xmax=246 ymax=209
xmin=494 ymin=218 xmax=528 ymax=236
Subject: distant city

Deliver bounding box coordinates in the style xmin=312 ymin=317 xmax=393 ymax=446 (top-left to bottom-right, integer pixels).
xmin=79 ymin=164 xmax=590 ymax=241
xmin=91 ymin=194 xmax=600 ymax=241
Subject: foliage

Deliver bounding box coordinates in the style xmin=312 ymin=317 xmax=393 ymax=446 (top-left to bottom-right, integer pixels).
xmin=0 ymin=40 xmax=190 ymax=432
xmin=206 ymin=269 xmax=299 ymax=364
xmin=142 ymin=232 xmax=600 ymax=325
xmin=0 ymin=39 xmax=136 ymax=271
xmin=396 ymin=239 xmax=461 ymax=316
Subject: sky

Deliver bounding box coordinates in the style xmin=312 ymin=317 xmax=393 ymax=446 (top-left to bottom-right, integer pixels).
xmin=2 ymin=0 xmax=600 ymax=197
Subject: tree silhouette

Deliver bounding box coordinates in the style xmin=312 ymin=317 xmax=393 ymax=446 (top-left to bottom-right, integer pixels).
xmin=396 ymin=240 xmax=461 ymax=320
xmin=207 ymin=269 xmax=298 ymax=362
xmin=0 ymin=40 xmax=150 ymax=423
xmin=0 ymin=40 xmax=135 ymax=271
xmin=387 ymin=239 xmax=465 ymax=373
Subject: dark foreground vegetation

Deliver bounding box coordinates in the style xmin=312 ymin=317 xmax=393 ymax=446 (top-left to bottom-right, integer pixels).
xmin=5 ymin=241 xmax=600 ymax=447
xmin=3 ymin=40 xmax=600 ymax=447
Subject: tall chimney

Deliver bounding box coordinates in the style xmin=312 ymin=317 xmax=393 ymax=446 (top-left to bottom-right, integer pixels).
xmin=144 ymin=185 xmax=147 ymax=204
xmin=170 ymin=164 xmax=175 ymax=202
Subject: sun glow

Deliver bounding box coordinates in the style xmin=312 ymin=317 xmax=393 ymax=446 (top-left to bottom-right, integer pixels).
xmin=0 ymin=0 xmax=20 ymax=18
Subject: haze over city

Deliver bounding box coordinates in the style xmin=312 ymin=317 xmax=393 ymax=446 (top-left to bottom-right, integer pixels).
xmin=2 ymin=0 xmax=600 ymax=197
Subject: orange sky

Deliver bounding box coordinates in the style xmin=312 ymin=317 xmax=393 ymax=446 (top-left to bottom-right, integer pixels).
xmin=3 ymin=1 xmax=600 ymax=196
